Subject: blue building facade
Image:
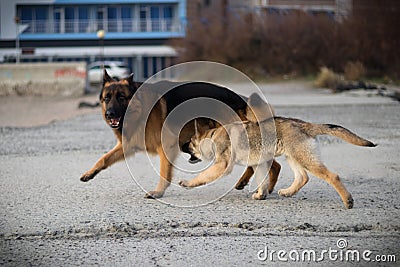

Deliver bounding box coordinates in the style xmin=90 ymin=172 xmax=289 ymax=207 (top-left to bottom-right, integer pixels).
xmin=0 ymin=0 xmax=186 ymax=80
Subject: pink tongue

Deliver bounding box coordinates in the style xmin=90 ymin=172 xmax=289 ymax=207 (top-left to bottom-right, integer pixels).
xmin=111 ymin=118 xmax=119 ymax=125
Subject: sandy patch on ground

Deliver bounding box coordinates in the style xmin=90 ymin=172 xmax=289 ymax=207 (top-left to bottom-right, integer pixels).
xmin=0 ymin=94 xmax=100 ymax=128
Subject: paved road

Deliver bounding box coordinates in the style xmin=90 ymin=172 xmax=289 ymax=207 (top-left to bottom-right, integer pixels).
xmin=0 ymin=83 xmax=399 ymax=266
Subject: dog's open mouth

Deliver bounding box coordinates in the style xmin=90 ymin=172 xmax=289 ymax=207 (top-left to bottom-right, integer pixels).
xmin=188 ymin=154 xmax=201 ymax=164
xmin=109 ymin=117 xmax=121 ymax=128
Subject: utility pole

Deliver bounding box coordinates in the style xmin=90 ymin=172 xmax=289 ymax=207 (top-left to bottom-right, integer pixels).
xmin=97 ymin=29 xmax=105 ymax=68
xmin=14 ymin=16 xmax=20 ymax=64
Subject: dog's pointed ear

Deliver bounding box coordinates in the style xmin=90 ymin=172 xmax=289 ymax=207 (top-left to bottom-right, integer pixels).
xmin=123 ymin=73 xmax=135 ymax=85
xmin=246 ymin=93 xmax=272 ymax=123
xmin=103 ymin=69 xmax=114 ymax=86
xmin=248 ymin=93 xmax=264 ymax=107
xmin=124 ymin=73 xmax=142 ymax=95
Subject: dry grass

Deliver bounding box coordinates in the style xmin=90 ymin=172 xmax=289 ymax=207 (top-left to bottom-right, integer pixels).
xmin=314 ymin=67 xmax=342 ymax=89
xmin=171 ymin=1 xmax=399 ymax=81
xmin=344 ymin=61 xmax=366 ymax=81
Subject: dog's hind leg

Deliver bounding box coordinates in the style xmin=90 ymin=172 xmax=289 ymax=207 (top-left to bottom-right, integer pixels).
xmin=235 ymin=160 xmax=281 ymax=192
xmin=278 ymin=157 xmax=309 ymax=197
xmin=234 ymin=167 xmax=254 ymax=190
xmin=267 ymin=160 xmax=281 ymax=193
xmin=306 ymin=163 xmax=353 ymax=209
xmin=80 ymin=142 xmax=124 ymax=182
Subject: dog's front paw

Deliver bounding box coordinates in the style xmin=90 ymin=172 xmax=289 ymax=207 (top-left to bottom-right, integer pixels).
xmin=144 ymin=191 xmax=164 ymax=199
xmin=267 ymin=185 xmax=275 ymax=194
xmin=80 ymin=173 xmax=94 ymax=182
xmin=235 ymin=181 xmax=247 ymax=190
xmin=252 ymin=192 xmax=267 ymax=200
xmin=278 ymin=188 xmax=295 ymax=197
xmin=178 ymin=180 xmax=192 ymax=188
xmin=344 ymin=196 xmax=354 ymax=209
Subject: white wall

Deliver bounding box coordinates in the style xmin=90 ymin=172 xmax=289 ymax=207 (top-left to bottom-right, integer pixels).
xmin=0 ymin=62 xmax=87 ymax=96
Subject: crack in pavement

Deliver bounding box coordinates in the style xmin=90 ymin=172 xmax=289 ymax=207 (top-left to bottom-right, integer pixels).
xmin=2 ymin=221 xmax=399 ymax=241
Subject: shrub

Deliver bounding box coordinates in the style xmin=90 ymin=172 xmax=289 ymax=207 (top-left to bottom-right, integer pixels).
xmin=344 ymin=61 xmax=366 ymax=81
xmin=314 ymin=67 xmax=341 ymax=89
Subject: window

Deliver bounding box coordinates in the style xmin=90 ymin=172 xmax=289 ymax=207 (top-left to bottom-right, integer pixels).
xmin=121 ymin=6 xmax=132 ymax=32
xmin=97 ymin=7 xmax=105 ymax=31
xmin=164 ymin=6 xmax=173 ymax=18
xmin=53 ymin=8 xmax=61 ymax=33
xmin=78 ymin=7 xmax=89 ymax=32
xmin=20 ymin=7 xmax=33 ymax=20
xmin=90 ymin=65 xmax=101 ymax=70
xmin=34 ymin=7 xmax=48 ymax=32
xmin=117 ymin=63 xmax=128 ymax=68
xmin=34 ymin=7 xmax=49 ymax=33
xmin=150 ymin=6 xmax=160 ymax=31
xmin=35 ymin=7 xmax=47 ymax=20
xmin=108 ymin=7 xmax=118 ymax=32
xmin=140 ymin=6 xmax=148 ymax=31
xmin=164 ymin=6 xmax=173 ymax=31
xmin=17 ymin=3 xmax=176 ymax=35
xmin=18 ymin=6 xmax=50 ymax=33
xmin=19 ymin=7 xmax=33 ymax=33
xmin=65 ymin=7 xmax=75 ymax=33
xmin=139 ymin=5 xmax=175 ymax=32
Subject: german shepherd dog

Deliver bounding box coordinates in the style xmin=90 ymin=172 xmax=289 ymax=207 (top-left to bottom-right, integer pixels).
xmin=180 ymin=94 xmax=376 ymax=208
xmin=80 ymin=70 xmax=281 ymax=198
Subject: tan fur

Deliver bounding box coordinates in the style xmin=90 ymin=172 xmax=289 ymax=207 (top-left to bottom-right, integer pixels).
xmin=234 ymin=93 xmax=279 ymax=192
xmin=180 ymin=110 xmax=376 ymax=209
xmin=80 ymin=77 xmax=133 ymax=184
xmin=81 ymin=84 xmax=176 ymax=199
xmin=103 ymin=81 xmax=112 ymax=88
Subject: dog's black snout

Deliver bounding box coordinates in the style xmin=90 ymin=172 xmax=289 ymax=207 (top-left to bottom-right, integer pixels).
xmin=105 ymin=109 xmax=115 ymax=119
xmin=182 ymin=142 xmax=190 ymax=154
xmin=182 ymin=142 xmax=201 ymax=164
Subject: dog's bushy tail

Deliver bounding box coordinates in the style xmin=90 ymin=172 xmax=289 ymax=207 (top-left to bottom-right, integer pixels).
xmin=310 ymin=123 xmax=377 ymax=147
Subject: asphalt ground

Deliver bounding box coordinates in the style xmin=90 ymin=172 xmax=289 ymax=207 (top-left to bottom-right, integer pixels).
xmin=0 ymin=82 xmax=399 ymax=266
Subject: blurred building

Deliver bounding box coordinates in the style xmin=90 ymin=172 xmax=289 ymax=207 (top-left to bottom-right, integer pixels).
xmin=252 ymin=0 xmax=352 ymax=21
xmin=189 ymin=0 xmax=352 ymax=21
xmin=0 ymin=0 xmax=186 ymax=80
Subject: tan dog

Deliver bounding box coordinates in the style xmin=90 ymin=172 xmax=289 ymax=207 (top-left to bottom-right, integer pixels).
xmin=179 ymin=94 xmax=376 ymax=209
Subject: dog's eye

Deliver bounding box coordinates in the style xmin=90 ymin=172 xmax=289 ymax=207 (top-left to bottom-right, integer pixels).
xmin=104 ymin=96 xmax=111 ymax=103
